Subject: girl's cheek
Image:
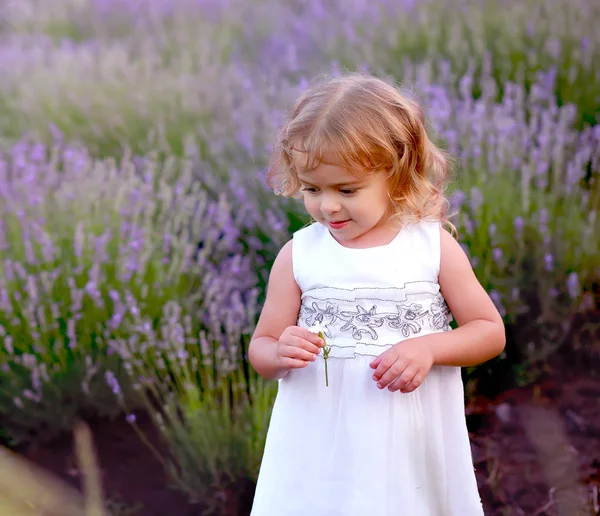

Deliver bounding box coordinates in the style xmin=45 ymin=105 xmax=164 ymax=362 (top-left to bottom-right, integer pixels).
xmin=304 ymin=198 xmax=320 ymax=216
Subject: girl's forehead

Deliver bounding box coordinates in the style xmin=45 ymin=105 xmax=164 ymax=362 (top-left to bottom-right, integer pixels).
xmin=292 ymin=147 xmax=340 ymax=169
xmin=297 ymin=161 xmax=366 ymax=185
xmin=291 ymin=143 xmax=373 ymax=184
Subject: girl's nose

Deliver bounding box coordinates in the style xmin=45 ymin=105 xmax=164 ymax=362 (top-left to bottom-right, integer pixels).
xmin=320 ymin=193 xmax=342 ymax=214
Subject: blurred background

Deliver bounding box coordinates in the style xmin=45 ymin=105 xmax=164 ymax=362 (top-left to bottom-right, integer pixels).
xmin=0 ymin=0 xmax=598 ymax=514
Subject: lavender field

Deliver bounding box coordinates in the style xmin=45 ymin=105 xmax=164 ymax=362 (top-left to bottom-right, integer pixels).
xmin=0 ymin=0 xmax=598 ymax=514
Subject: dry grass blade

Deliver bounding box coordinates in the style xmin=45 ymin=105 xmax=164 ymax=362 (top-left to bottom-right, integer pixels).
xmin=0 ymin=422 xmax=110 ymax=516
xmin=0 ymin=445 xmax=85 ymax=515
xmin=73 ymin=421 xmax=108 ymax=516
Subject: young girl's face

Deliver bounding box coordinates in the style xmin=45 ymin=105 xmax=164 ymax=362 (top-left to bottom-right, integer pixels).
xmin=295 ymin=156 xmax=392 ymax=245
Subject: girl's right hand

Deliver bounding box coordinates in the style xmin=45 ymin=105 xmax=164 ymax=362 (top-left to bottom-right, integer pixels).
xmin=277 ymin=326 xmax=324 ymax=370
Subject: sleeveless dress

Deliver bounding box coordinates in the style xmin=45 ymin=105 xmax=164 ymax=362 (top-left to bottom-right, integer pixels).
xmin=251 ymin=221 xmax=484 ymax=516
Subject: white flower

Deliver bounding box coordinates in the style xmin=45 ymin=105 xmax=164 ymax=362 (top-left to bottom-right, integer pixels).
xmin=307 ymin=322 xmax=329 ymax=335
xmin=307 ymin=321 xmax=331 ymax=387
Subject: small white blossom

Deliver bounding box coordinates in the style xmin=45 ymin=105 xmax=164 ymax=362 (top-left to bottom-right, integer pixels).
xmin=307 ymin=323 xmax=331 ymax=387
xmin=307 ymin=322 xmax=329 ymax=335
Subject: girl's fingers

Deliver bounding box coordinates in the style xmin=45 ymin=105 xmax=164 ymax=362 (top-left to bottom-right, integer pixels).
xmin=281 ymin=357 xmax=310 ymax=369
xmin=401 ymin=372 xmax=426 ymax=393
xmin=375 ymin=360 xmax=408 ymax=389
xmin=288 ymin=336 xmax=321 ymax=355
xmin=295 ymin=327 xmax=325 ymax=347
xmin=387 ymin=376 xmax=405 ymax=393
xmin=369 ymin=356 xmax=381 ymax=369
xmin=388 ymin=368 xmax=418 ymax=392
xmin=299 ymin=333 xmax=324 ymax=352
xmin=371 ymin=352 xmax=398 ymax=381
xmin=285 ymin=344 xmax=317 ymax=362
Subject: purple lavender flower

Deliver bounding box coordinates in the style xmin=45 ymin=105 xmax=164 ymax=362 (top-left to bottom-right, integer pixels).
xmin=566 ymin=272 xmax=580 ymax=299
xmin=469 ymin=187 xmax=483 ymax=211
xmin=67 ymin=318 xmax=77 ymax=349
xmin=449 ymin=190 xmax=466 ymax=213
xmin=513 ymin=217 xmax=525 ymax=233
xmin=4 ymin=336 xmax=14 ymax=355
xmin=176 ymin=349 xmax=189 ymax=362
xmin=544 ymin=253 xmax=554 ymax=272
xmin=511 ymin=288 xmax=520 ymax=302
xmin=22 ymin=354 xmax=37 ymax=369
xmin=581 ymin=37 xmax=589 ymax=51
xmin=23 ymin=389 xmax=41 ymax=402
xmin=105 ymin=371 xmax=121 ymax=395
xmin=74 ymin=223 xmax=84 ymax=258
xmin=462 ymin=215 xmax=474 ymax=236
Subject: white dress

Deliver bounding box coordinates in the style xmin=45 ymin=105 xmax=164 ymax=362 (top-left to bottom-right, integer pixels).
xmin=251 ymin=221 xmax=484 ymax=516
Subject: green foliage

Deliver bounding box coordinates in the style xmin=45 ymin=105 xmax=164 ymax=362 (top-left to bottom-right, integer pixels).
xmin=163 ymin=376 xmax=277 ymax=510
xmin=0 ymin=146 xmax=263 ymax=444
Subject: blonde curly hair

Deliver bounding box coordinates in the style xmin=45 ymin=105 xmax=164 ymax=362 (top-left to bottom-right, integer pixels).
xmin=267 ymin=73 xmax=453 ymax=228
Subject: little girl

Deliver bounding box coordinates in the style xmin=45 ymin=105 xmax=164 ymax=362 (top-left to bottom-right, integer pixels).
xmin=248 ymin=74 xmax=505 ymax=516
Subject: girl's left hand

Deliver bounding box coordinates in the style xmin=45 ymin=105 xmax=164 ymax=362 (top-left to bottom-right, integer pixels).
xmin=369 ymin=336 xmax=435 ymax=393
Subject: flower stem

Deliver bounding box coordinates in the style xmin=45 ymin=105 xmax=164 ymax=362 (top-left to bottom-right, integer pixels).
xmin=318 ymin=331 xmax=330 ymax=387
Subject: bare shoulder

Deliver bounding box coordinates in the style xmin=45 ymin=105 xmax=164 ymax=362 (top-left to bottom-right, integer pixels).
xmin=271 ymin=238 xmax=294 ymax=270
xmin=439 ymin=226 xmax=471 ymax=267
xmin=438 ymin=226 xmax=503 ymax=326
xmin=265 ymin=239 xmax=298 ymax=294
xmin=252 ymin=239 xmax=302 ymax=340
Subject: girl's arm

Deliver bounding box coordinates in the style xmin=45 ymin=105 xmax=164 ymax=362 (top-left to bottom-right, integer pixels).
xmin=430 ymin=228 xmax=506 ymax=367
xmin=248 ymin=240 xmax=304 ymax=380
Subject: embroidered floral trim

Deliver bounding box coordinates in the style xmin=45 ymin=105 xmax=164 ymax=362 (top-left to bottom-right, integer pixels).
xmin=300 ymin=299 xmax=450 ymax=338
xmin=297 ymin=284 xmax=452 ymax=359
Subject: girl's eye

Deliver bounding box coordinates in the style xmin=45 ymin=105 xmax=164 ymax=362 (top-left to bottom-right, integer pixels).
xmin=340 ymin=189 xmax=357 ymax=195
xmin=301 ymin=187 xmax=318 ymax=193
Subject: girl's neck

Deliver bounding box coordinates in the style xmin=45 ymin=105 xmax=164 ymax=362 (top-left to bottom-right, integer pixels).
xmin=328 ymin=216 xmax=401 ymax=249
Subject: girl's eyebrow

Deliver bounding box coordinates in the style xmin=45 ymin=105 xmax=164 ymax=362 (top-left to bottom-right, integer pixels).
xmin=298 ymin=177 xmax=364 ymax=187
xmin=332 ymin=181 xmax=363 ymax=187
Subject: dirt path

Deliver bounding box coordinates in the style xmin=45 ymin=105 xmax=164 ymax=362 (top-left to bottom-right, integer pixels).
xmin=471 ymin=371 xmax=600 ymax=515
xmin=17 ymin=367 xmax=600 ymax=515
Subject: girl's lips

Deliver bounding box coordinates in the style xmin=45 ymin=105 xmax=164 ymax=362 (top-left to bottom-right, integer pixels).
xmin=328 ymin=219 xmax=350 ymax=229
